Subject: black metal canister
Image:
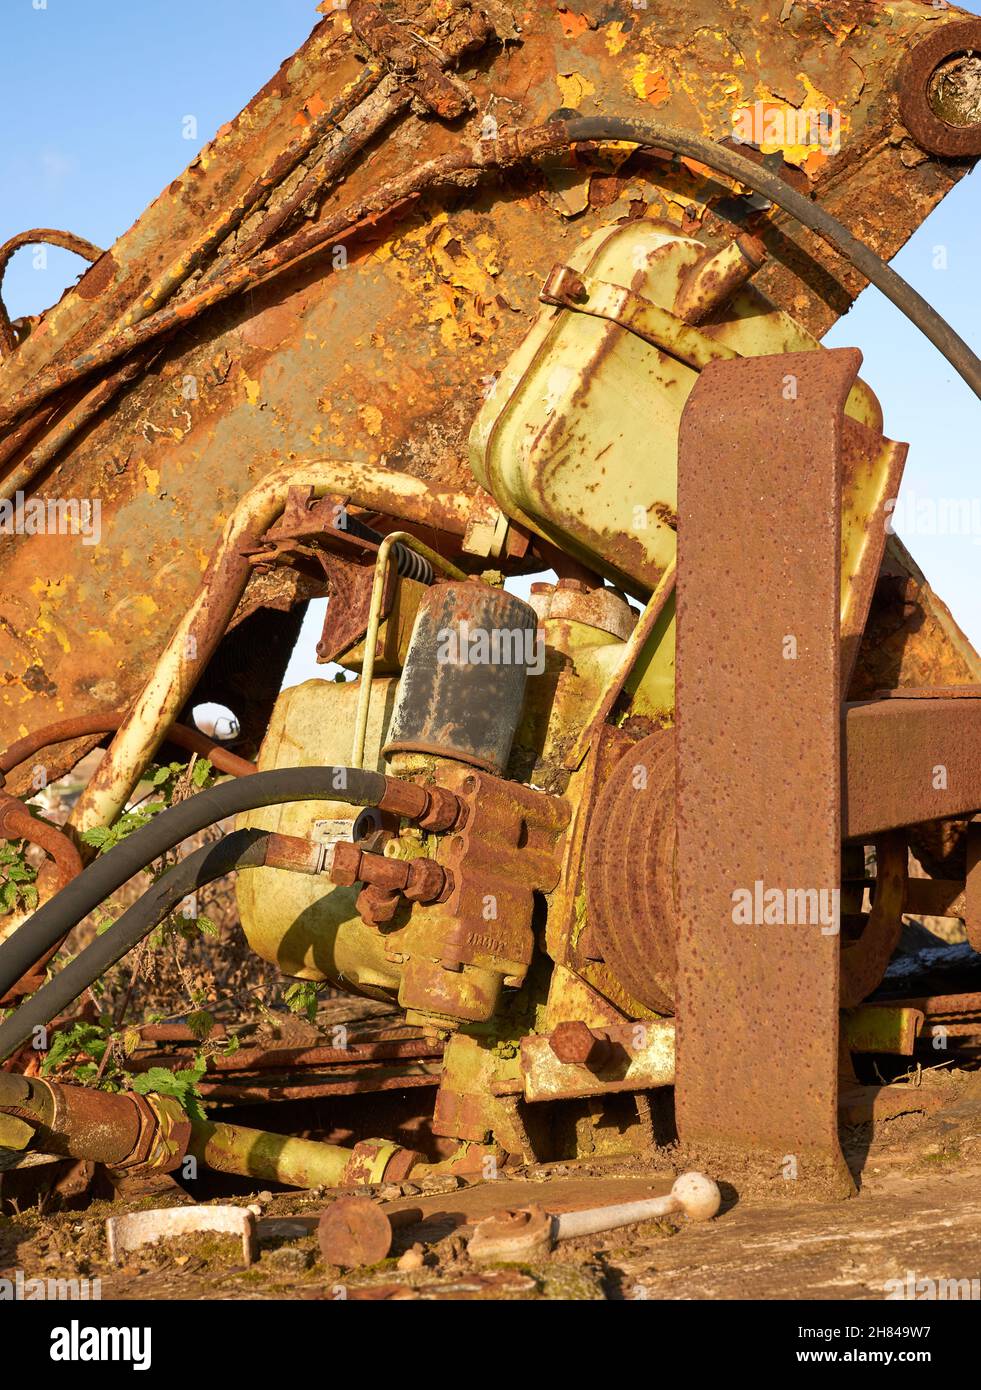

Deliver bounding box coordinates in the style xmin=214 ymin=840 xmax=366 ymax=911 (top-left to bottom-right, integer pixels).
xmin=383 ymin=581 xmax=541 ymax=774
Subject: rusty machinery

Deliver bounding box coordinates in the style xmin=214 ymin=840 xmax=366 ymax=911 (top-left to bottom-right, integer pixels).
xmin=3 ymin=3 xmax=981 ymax=1197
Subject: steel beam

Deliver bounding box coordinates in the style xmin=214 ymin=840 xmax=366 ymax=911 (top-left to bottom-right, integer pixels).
xmin=675 ymin=348 xmax=862 ymax=1196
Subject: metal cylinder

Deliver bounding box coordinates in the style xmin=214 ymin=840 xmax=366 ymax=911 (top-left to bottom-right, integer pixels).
xmin=383 ymin=581 xmax=540 ymax=775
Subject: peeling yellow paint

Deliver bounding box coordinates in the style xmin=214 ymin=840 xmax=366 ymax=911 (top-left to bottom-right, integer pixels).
xmin=605 ymin=21 xmax=628 ymax=57
xmin=242 ymin=374 xmax=262 ymax=406
xmin=732 ymin=76 xmax=846 ymax=172
xmin=382 ymin=215 xmax=505 ymax=349
xmin=557 ymin=71 xmax=595 ymax=109
xmin=630 ymin=54 xmax=670 ymax=108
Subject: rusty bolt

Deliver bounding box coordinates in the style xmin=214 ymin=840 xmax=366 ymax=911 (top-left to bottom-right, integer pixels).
xmin=416 ymin=784 xmax=466 ymax=833
xmin=549 ymin=1021 xmax=611 ymax=1069
xmin=327 ymin=841 xmax=364 ymax=887
xmin=404 ymin=858 xmax=451 ymax=903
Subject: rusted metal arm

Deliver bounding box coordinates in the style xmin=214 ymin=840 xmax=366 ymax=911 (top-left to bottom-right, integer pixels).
xmin=66 ymin=461 xmax=494 ymax=841
xmin=6 ymin=101 xmax=979 ymax=434
xmin=843 ymin=692 xmax=981 ymax=838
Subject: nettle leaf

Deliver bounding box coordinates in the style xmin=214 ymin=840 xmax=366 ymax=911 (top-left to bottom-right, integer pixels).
xmin=284 ymin=980 xmax=319 ymax=1022
xmin=186 ymin=1010 xmax=215 ymax=1041
xmin=191 ymin=758 xmax=214 ymax=789
xmin=79 ymin=825 xmax=111 ymax=849
xmin=41 ymin=1021 xmax=109 ymax=1076
xmin=0 ymin=828 xmax=39 ymax=916
xmin=131 ymin=1063 xmax=207 ymax=1121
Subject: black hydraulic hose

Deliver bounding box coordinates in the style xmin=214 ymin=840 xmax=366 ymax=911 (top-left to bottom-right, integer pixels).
xmin=0 ymin=829 xmax=270 ymax=1060
xmin=0 ymin=766 xmax=390 ymax=1001
xmin=557 ymin=116 xmax=981 ymax=402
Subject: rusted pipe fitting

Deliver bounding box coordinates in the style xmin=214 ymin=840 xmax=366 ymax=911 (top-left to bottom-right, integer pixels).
xmin=375 ymin=778 xmax=465 ymax=832
xmin=262 ymin=831 xmax=330 ymax=877
xmin=0 ymin=710 xmax=256 ymax=789
xmin=673 ymin=233 xmax=767 ymax=325
xmin=342 ymin=1137 xmax=425 ymax=1186
xmin=356 ymin=883 xmax=404 ymax=926
xmin=0 ymin=1073 xmax=188 ymax=1172
xmin=327 ymin=842 xmax=452 ymax=905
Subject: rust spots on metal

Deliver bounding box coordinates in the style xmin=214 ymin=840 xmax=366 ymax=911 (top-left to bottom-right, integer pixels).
xmin=318 ymin=1196 xmax=393 ymax=1268
xmin=675 ymin=348 xmax=861 ymax=1195
xmin=843 ymin=693 xmax=981 ymax=839
xmin=75 ymin=252 xmax=118 ymax=303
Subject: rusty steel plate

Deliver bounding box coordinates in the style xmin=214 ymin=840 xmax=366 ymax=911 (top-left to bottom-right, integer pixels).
xmin=675 ymin=348 xmax=862 ymax=1196
xmin=843 ymin=695 xmax=981 ymax=839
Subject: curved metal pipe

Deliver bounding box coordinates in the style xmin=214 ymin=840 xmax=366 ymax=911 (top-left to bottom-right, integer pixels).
xmin=0 ymin=228 xmax=103 ymax=357
xmin=66 ymin=461 xmax=489 ymax=840
xmin=0 ymin=794 xmax=82 ymax=890
xmin=0 ymin=710 xmax=256 ymax=788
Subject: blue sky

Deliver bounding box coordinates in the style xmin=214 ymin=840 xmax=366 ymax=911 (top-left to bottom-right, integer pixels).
xmin=3 ymin=0 xmax=980 ymax=686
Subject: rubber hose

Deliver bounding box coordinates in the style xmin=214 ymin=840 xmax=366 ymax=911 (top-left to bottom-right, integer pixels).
xmin=0 ymin=766 xmax=388 ymax=1000
xmin=559 ymin=116 xmax=981 ymax=402
xmin=0 ymin=829 xmax=271 ymax=1060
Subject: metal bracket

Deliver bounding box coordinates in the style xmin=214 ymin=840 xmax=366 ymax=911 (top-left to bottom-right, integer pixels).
xmin=539 ymin=263 xmax=738 ymax=372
